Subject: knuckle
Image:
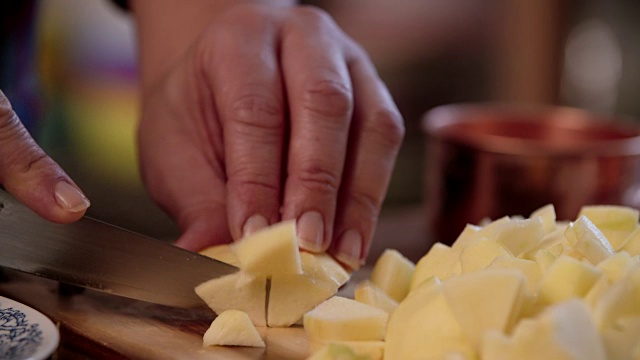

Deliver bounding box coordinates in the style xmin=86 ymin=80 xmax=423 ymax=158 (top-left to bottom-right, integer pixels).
xmin=294 ymin=162 xmax=340 ymax=194
xmin=229 ymin=93 xmax=284 ymax=131
xmin=364 ymin=108 xmax=405 ymax=149
xmin=302 ymin=79 xmax=353 ymax=120
xmin=348 ymin=189 xmax=382 ymax=217
xmin=294 ymin=5 xmax=333 ymax=25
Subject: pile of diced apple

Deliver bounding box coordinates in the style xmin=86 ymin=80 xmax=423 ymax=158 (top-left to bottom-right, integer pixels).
xmin=304 ymin=204 xmax=640 ymax=360
xmin=195 ymin=220 xmax=350 ymax=348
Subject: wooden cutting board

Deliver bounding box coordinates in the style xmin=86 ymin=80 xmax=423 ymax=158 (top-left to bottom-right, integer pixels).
xmin=0 ymin=272 xmax=310 ymax=359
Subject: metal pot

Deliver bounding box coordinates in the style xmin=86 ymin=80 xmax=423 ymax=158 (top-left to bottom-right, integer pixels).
xmin=422 ymin=103 xmax=640 ymax=246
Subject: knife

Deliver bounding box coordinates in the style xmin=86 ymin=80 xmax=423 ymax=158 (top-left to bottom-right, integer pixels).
xmin=0 ymin=189 xmax=238 ymax=308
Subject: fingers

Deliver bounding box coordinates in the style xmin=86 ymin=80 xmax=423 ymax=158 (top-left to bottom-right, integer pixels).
xmin=204 ymin=7 xmax=286 ymax=241
xmin=280 ymin=7 xmax=354 ymax=253
xmin=329 ymin=53 xmax=405 ymax=269
xmin=0 ymin=90 xmax=90 ymax=223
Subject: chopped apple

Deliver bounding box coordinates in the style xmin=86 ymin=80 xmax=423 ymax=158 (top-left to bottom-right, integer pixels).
xmin=300 ymin=252 xmax=350 ymax=287
xmin=493 ymin=217 xmax=544 ymax=257
xmin=369 ymin=249 xmax=415 ymax=302
xmin=441 ymin=269 xmax=526 ymax=350
xmin=596 ymin=250 xmax=638 ymax=283
xmin=538 ymin=255 xmax=602 ymax=304
xmin=487 ymin=256 xmax=542 ymax=294
xmin=450 ymin=224 xmax=482 ymax=251
xmin=460 ymin=237 xmax=511 ymax=274
xmin=583 ymin=275 xmax=610 ymax=310
xmin=481 ymin=331 xmax=518 ymax=360
xmin=410 ymin=243 xmax=460 ymax=290
xmin=593 ymin=265 xmax=640 ymax=329
xmin=564 ymin=216 xmax=614 ymax=265
xmin=601 ymin=316 xmax=640 ymax=360
xmin=304 ymin=296 xmax=389 ymax=342
xmin=195 ymin=272 xmax=267 ymax=326
xmin=385 ymin=279 xmax=474 ymax=360
xmin=308 ymin=340 xmax=384 ymax=360
xmin=354 ymin=280 xmax=399 ymax=315
xmin=233 ymin=220 xmax=302 ymax=275
xmin=621 ymin=226 xmax=640 ymax=256
xmin=306 ymin=343 xmax=375 ymax=360
xmin=529 ymin=204 xmax=557 ymax=235
xmin=199 ymin=244 xmax=240 ymax=267
xmin=267 ymin=274 xmax=338 ymax=327
xmin=202 ymin=309 xmax=265 ymax=348
xmin=579 ymin=205 xmax=639 ymax=250
xmin=476 ymin=216 xmax=511 ymax=238
xmin=533 ymin=249 xmax=557 ymax=273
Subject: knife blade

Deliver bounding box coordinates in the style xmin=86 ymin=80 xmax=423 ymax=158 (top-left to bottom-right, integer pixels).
xmin=0 ymin=189 xmax=238 ymax=308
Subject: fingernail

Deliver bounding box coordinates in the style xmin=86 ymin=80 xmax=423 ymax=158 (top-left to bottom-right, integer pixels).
xmin=335 ymin=230 xmax=362 ymax=270
xmin=54 ymin=181 xmax=90 ymax=212
xmin=297 ymin=211 xmax=324 ymax=252
xmin=242 ymin=214 xmax=269 ymax=237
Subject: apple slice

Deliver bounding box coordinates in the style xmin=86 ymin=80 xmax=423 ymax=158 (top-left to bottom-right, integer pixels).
xmin=411 ymin=243 xmax=460 ymax=290
xmin=370 ymin=249 xmax=415 ymax=302
xmin=303 ymin=296 xmax=389 ymax=342
xmin=195 ymin=272 xmax=267 ymax=326
xmin=203 ymin=310 xmax=265 ymax=348
xmin=199 ymin=244 xmax=240 ymax=267
xmin=267 ymin=274 xmax=338 ymax=327
xmin=564 ymin=216 xmax=614 ymax=265
xmin=538 ymin=255 xmax=602 ymax=304
xmin=530 ymin=204 xmax=557 ymax=235
xmin=354 ymin=280 xmax=399 ymax=315
xmin=234 ymin=220 xmax=302 ymax=275
xmin=493 ymin=217 xmax=544 ymax=257
xmin=300 ymin=252 xmax=350 ymax=287
xmin=460 ymin=237 xmax=511 ymax=274
xmin=579 ymin=205 xmax=639 ymax=250
xmin=487 ymin=256 xmax=542 ymax=294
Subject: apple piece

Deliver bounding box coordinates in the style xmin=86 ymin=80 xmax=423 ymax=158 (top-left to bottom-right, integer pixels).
xmin=578 ymin=205 xmax=639 ymax=250
xmin=529 ymin=204 xmax=557 ymax=235
xmin=303 ymin=296 xmax=389 ymax=342
xmin=487 ymin=256 xmax=542 ymax=294
xmin=522 ymin=226 xmax=565 ymax=260
xmin=476 ymin=216 xmax=511 ymax=238
xmin=564 ymin=215 xmax=614 ymax=265
xmin=410 ymin=243 xmax=460 ymax=290
xmin=233 ymin=220 xmax=302 ymax=275
xmin=441 ymin=269 xmax=526 ymax=350
xmin=199 ymin=244 xmax=240 ymax=267
xmin=369 ymin=249 xmax=415 ymax=302
xmin=202 ymin=309 xmax=265 ymax=348
xmin=460 ymin=237 xmax=511 ymax=274
xmin=307 ymin=343 xmax=375 ymax=360
xmin=593 ymin=265 xmax=640 ymax=329
xmin=308 ymin=340 xmax=385 ymax=360
xmin=451 ymin=224 xmax=482 ymax=251
xmin=195 ymin=272 xmax=267 ymax=326
xmin=267 ymin=274 xmax=338 ymax=327
xmin=538 ymin=255 xmax=602 ymax=304
xmin=534 ymin=249 xmax=557 ymax=273
xmin=385 ymin=279 xmax=474 ymax=360
xmin=583 ymin=275 xmax=610 ymax=310
xmin=493 ymin=217 xmax=544 ymax=257
xmin=597 ymin=250 xmax=638 ymax=283
xmin=354 ymin=280 xmax=399 ymax=315
xmin=509 ymin=300 xmax=606 ymax=360
xmin=300 ymin=252 xmax=350 ymax=287
xmin=481 ymin=331 xmax=518 ymax=360
xmin=621 ymin=226 xmax=640 ymax=256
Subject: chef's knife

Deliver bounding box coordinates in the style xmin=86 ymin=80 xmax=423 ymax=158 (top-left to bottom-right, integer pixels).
xmin=0 ymin=189 xmax=238 ymax=308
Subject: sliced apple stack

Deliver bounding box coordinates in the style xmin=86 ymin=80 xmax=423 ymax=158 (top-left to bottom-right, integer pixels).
xmin=195 ymin=220 xmax=350 ymax=348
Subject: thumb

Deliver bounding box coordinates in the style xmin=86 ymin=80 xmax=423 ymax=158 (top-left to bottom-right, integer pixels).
xmin=0 ymin=90 xmax=90 ymax=223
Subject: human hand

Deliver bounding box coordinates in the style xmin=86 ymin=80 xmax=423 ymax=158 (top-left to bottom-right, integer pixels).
xmin=0 ymin=89 xmax=90 ymax=222
xmin=136 ymin=4 xmax=404 ymax=269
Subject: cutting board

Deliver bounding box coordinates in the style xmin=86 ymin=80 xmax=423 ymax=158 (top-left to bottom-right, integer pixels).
xmin=0 ymin=272 xmax=310 ymax=359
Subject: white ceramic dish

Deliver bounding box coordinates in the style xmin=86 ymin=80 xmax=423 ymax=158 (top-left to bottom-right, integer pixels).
xmin=0 ymin=296 xmax=59 ymax=360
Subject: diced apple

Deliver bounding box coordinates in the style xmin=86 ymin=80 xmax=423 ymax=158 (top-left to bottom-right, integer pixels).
xmin=476 ymin=216 xmax=511 ymax=238
xmin=530 ymin=204 xmax=557 ymax=235
xmin=522 ymin=226 xmax=565 ymax=260
xmin=268 ymin=274 xmax=338 ymax=327
xmin=579 ymin=205 xmax=639 ymax=250
xmin=300 ymin=252 xmax=350 ymax=287
xmin=601 ymin=316 xmax=640 ymax=360
xmin=233 ymin=220 xmax=302 ymax=275
xmin=460 ymin=237 xmax=511 ymax=274
xmin=308 ymin=340 xmax=384 ymax=360
xmin=304 ymin=296 xmax=389 ymax=342
xmin=385 ymin=279 xmax=474 ymax=360
xmin=622 ymin=226 xmax=640 ymax=256
xmin=583 ymin=275 xmax=610 ymax=310
xmin=354 ymin=280 xmax=399 ymax=315
xmin=534 ymin=249 xmax=557 ymax=273
xmin=195 ymin=272 xmax=267 ymax=326
xmin=493 ymin=217 xmax=544 ymax=257
xmin=199 ymin=244 xmax=240 ymax=267
xmin=410 ymin=243 xmax=460 ymax=290
xmin=509 ymin=299 xmax=606 ymax=360
xmin=538 ymin=255 xmax=602 ymax=304
xmin=564 ymin=216 xmax=614 ymax=265
xmin=487 ymin=256 xmax=542 ymax=294
xmin=441 ymin=269 xmax=526 ymax=350
xmin=597 ymin=250 xmax=637 ymax=283
xmin=450 ymin=224 xmax=482 ymax=251
xmin=202 ymin=309 xmax=265 ymax=348
xmin=369 ymin=249 xmax=415 ymax=302
xmin=481 ymin=331 xmax=518 ymax=360
xmin=593 ymin=265 xmax=640 ymax=329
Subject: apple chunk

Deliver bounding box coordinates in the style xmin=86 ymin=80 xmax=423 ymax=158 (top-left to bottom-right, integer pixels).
xmin=234 ymin=220 xmax=302 ymax=275
xmin=267 ymin=274 xmax=338 ymax=327
xmin=203 ymin=310 xmax=265 ymax=348
xmin=370 ymin=249 xmax=415 ymax=302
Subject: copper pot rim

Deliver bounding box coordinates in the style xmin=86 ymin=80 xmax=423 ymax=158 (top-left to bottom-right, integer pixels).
xmin=422 ymin=103 xmax=640 ymax=157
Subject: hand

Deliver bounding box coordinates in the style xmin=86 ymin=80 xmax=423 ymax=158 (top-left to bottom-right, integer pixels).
xmin=136 ymin=4 xmax=404 ymax=269
xmin=0 ymin=90 xmax=90 ymax=222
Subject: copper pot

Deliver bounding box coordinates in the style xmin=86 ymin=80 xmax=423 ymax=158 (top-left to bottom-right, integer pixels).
xmin=422 ymin=103 xmax=640 ymax=246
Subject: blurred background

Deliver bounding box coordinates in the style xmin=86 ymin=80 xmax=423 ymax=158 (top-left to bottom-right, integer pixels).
xmin=2 ymin=0 xmax=640 ymax=255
